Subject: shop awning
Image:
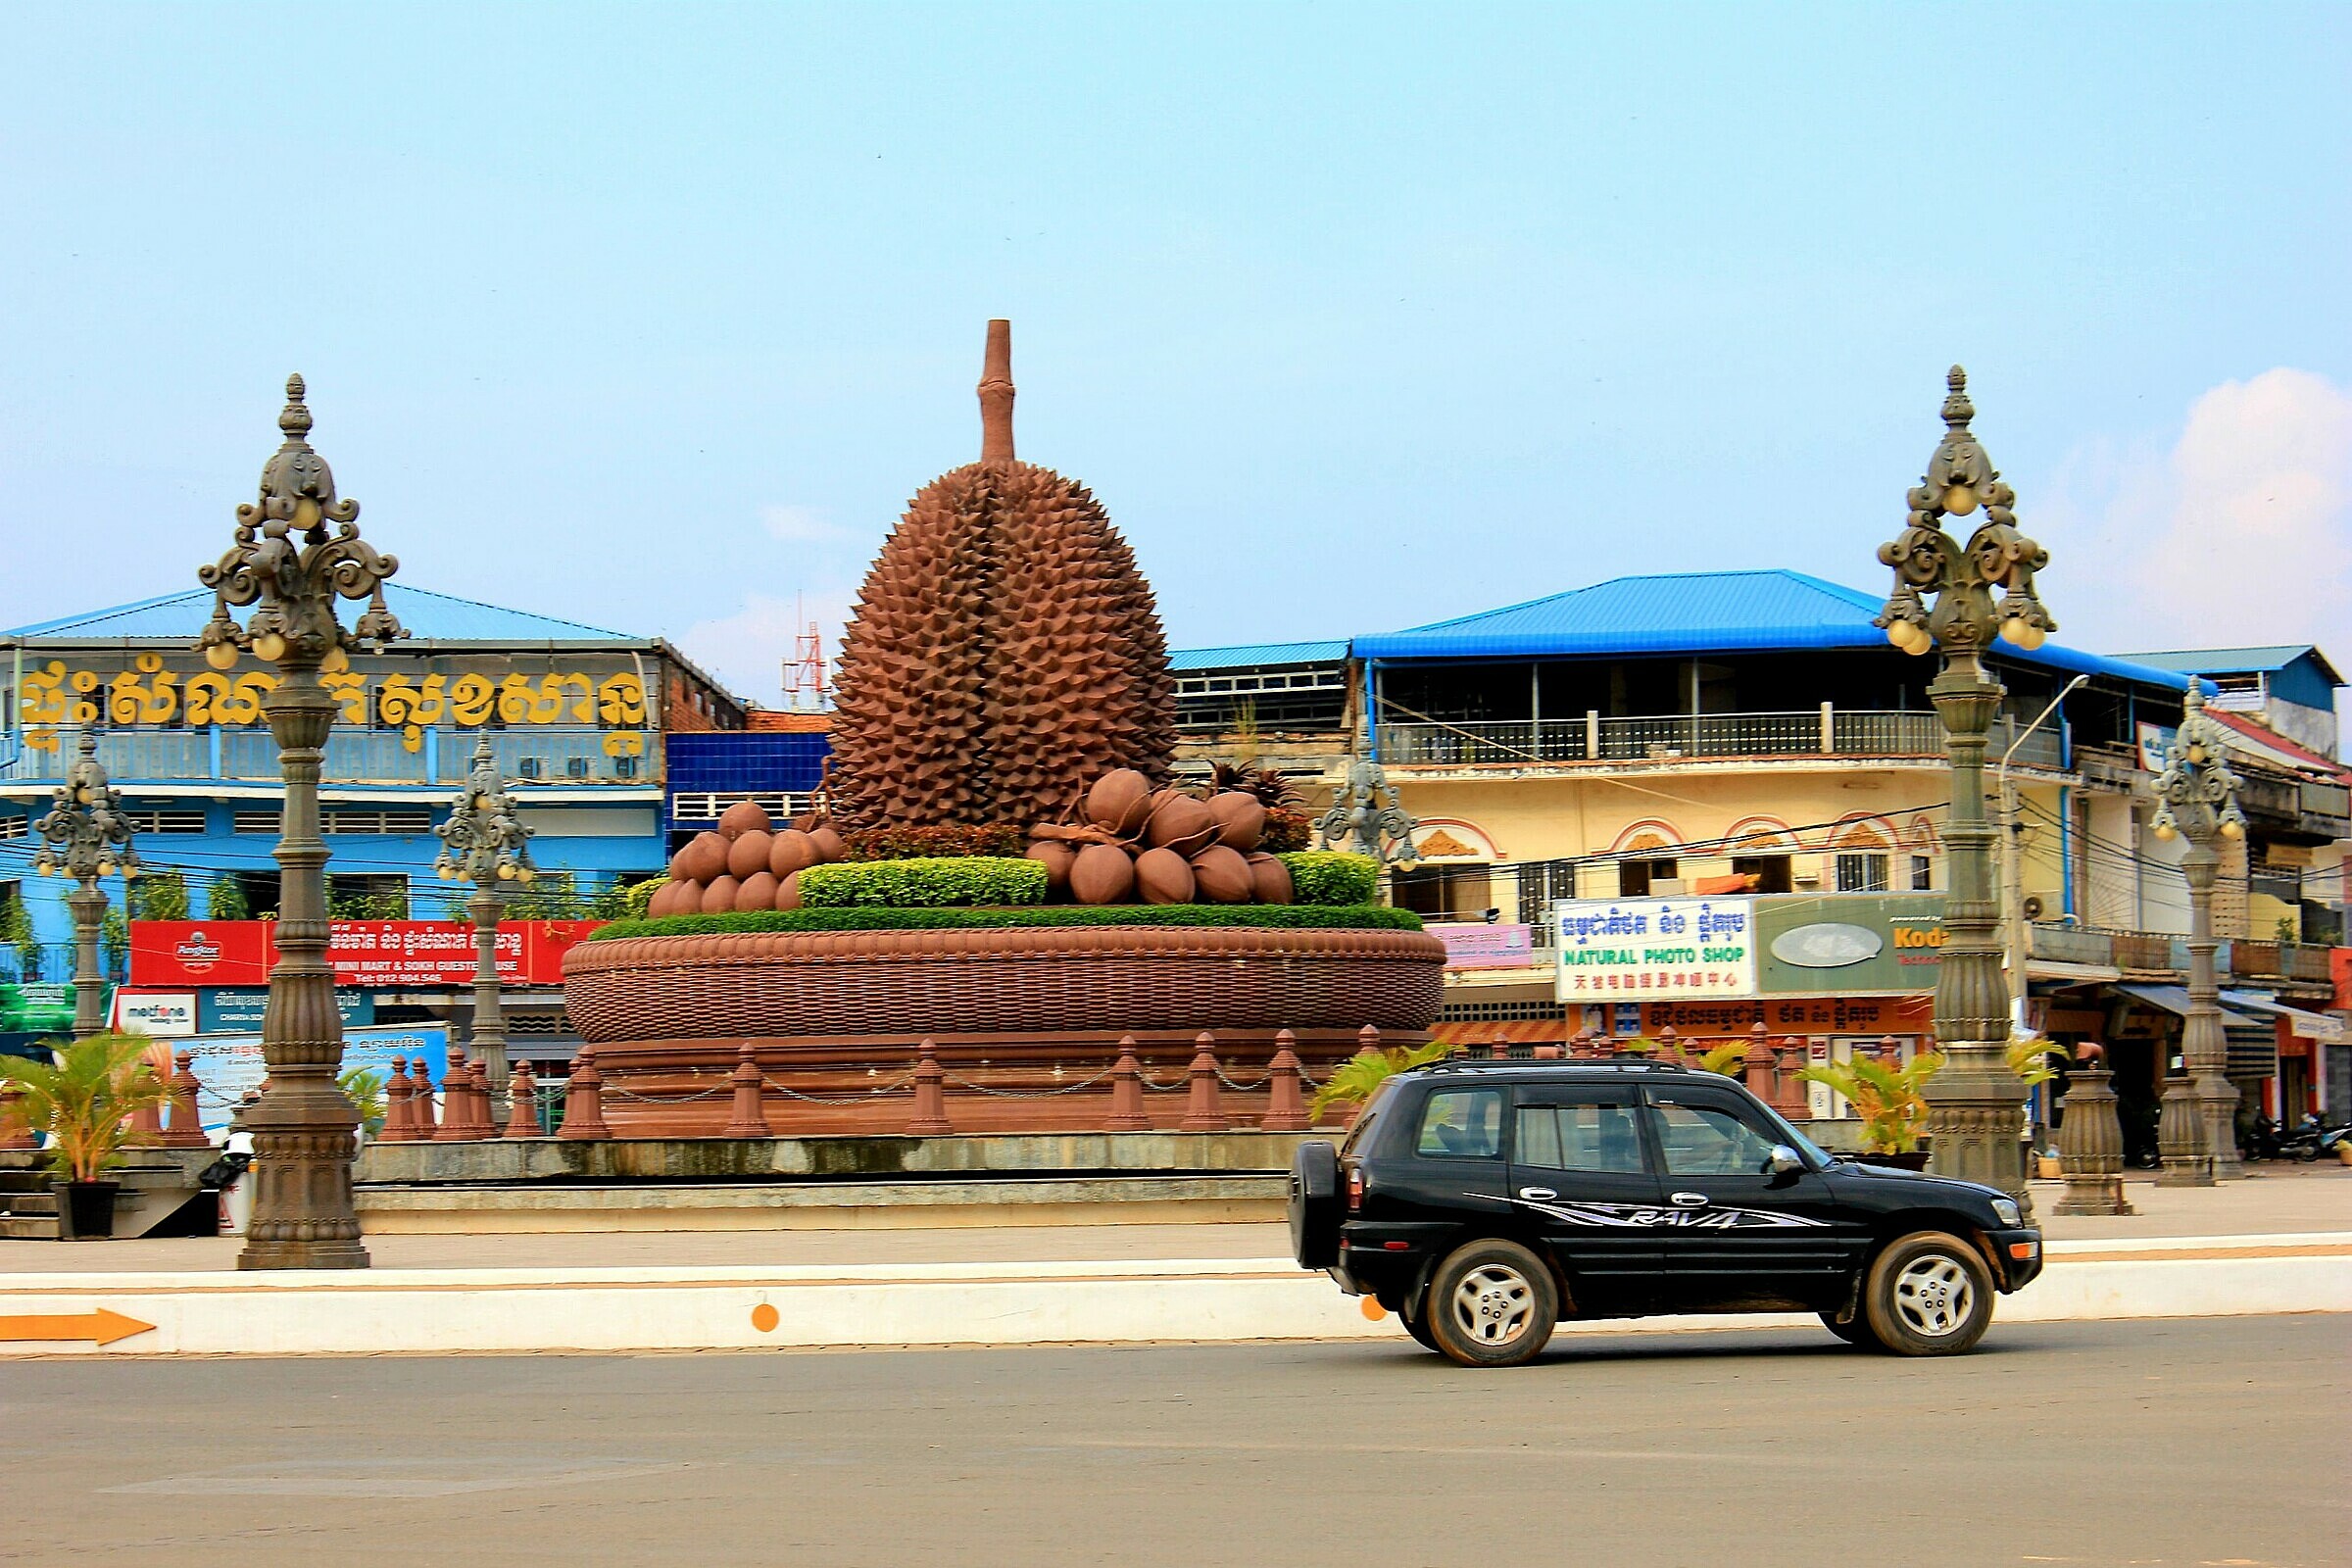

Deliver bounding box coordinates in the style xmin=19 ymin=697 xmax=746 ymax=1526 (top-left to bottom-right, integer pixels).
xmin=2220 ymin=990 xmax=2347 ymax=1043
xmin=2114 ymin=984 xmax=2265 ymax=1028
xmin=2026 ymin=958 xmax=2122 ymax=985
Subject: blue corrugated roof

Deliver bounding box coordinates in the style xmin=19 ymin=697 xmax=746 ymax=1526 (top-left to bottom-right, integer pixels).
xmin=1170 ymin=639 xmax=1350 ymax=671
xmin=1354 ymin=569 xmax=2197 ymax=691
xmin=6 ymin=583 xmax=634 ymax=643
xmin=2120 ymin=646 xmax=2343 ymax=685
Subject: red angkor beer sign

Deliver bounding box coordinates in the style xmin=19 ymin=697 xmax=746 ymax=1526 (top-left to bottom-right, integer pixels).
xmin=129 ymin=920 xmax=602 ymax=989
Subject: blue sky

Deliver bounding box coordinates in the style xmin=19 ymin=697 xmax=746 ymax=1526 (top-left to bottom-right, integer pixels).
xmin=3 ymin=4 xmax=2346 ymax=703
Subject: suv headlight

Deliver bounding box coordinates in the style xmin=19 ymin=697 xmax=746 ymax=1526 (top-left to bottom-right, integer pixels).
xmin=1990 ymin=1197 xmax=2024 ymax=1228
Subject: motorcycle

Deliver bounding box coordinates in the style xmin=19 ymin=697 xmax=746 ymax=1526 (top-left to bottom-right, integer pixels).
xmin=2241 ymin=1113 xmax=2287 ymax=1162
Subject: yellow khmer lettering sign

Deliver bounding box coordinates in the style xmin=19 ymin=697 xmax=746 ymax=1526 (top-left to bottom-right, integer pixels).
xmin=17 ymin=654 xmax=649 ymax=753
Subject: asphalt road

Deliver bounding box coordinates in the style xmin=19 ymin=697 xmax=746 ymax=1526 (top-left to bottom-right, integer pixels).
xmin=4 ymin=1314 xmax=2343 ymax=1567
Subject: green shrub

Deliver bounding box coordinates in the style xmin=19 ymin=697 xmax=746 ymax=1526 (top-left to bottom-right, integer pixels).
xmin=619 ymin=876 xmax=668 ymax=920
xmin=587 ymin=904 xmax=1425 ymax=941
xmin=206 ymin=875 xmax=252 ymax=921
xmin=799 ymin=857 xmax=1049 ymax=908
xmin=129 ymin=871 xmax=190 ymax=923
xmin=1278 ymin=851 xmax=1379 ymax=906
xmin=839 ymin=822 xmax=1029 ymax=861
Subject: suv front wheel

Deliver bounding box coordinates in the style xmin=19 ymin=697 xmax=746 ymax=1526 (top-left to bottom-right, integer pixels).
xmin=1426 ymin=1240 xmax=1558 ymax=1368
xmin=1863 ymin=1231 xmax=1995 ymax=1356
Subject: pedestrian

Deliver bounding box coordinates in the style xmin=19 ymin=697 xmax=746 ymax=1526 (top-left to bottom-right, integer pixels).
xmin=214 ymin=1091 xmax=261 ymax=1238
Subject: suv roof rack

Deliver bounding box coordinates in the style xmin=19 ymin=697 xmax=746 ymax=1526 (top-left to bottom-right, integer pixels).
xmin=1421 ymin=1055 xmax=1700 ymax=1075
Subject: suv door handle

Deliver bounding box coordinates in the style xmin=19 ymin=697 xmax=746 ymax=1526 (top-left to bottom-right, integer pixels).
xmin=1669 ymin=1192 xmax=1709 ymax=1207
xmin=1517 ymin=1187 xmax=1556 ymax=1201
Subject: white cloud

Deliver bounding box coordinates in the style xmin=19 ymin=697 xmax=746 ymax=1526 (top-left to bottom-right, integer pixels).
xmin=760 ymin=504 xmax=853 ymax=545
xmin=2057 ymin=368 xmax=2352 ymax=665
xmin=677 ymin=588 xmax=857 ymax=710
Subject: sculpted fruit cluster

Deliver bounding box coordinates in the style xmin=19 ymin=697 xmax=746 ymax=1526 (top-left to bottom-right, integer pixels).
xmin=647 ymin=800 xmax=849 ymax=915
xmin=1026 ymin=769 xmax=1296 ymax=906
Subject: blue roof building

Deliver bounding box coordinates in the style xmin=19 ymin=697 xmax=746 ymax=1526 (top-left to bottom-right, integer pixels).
xmin=0 ymin=585 xmax=754 ymax=1052
xmin=2116 ymin=645 xmax=2343 ymax=760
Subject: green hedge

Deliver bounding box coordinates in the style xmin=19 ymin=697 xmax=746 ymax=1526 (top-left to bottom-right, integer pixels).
xmin=586 ymin=904 xmax=1425 ymax=941
xmin=1277 ymin=851 xmax=1380 ymax=906
xmin=798 ymin=856 xmax=1049 ymax=908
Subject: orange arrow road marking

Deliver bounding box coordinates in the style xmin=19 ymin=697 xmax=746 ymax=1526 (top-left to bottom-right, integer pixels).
xmin=0 ymin=1309 xmax=156 ymax=1347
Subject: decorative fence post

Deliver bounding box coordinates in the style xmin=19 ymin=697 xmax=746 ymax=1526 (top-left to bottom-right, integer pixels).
xmin=906 ymin=1038 xmax=951 ymax=1137
xmin=557 ymin=1046 xmax=612 ymax=1141
xmin=1741 ymin=1022 xmax=1773 ymax=1096
xmin=0 ymin=1085 xmax=35 ymax=1151
xmin=125 ymin=1060 xmax=167 ymax=1145
xmin=1179 ymin=1033 xmax=1227 ymax=1132
xmin=467 ymin=1060 xmax=497 ymax=1138
xmin=411 ymin=1058 xmax=440 ymax=1142
xmin=503 ymin=1060 xmax=542 ymax=1139
xmin=164 ymin=1051 xmax=212 ymax=1148
xmin=1105 ymin=1037 xmax=1149 ymax=1132
xmin=720 ymin=1043 xmax=772 ymax=1139
xmin=2056 ymin=1044 xmax=2134 ymax=1217
xmin=1773 ymin=1036 xmax=1812 ymax=1120
xmin=378 ymin=1057 xmax=414 ymax=1143
xmin=434 ymin=1052 xmax=476 ymax=1142
xmin=1259 ymin=1029 xmax=1310 ymax=1132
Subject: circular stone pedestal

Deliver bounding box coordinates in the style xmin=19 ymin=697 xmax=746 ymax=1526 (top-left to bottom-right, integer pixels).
xmin=561 ymin=925 xmax=1446 ymax=1136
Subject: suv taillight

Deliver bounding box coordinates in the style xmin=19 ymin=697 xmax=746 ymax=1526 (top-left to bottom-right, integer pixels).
xmin=1347 ymin=1166 xmax=1364 ymax=1213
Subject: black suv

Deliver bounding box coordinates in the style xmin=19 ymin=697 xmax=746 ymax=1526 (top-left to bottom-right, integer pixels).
xmin=1289 ymin=1058 xmax=2041 ymax=1367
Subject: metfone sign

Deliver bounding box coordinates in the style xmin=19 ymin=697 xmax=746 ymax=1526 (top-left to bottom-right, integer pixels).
xmin=1756 ymin=894 xmax=1945 ymax=997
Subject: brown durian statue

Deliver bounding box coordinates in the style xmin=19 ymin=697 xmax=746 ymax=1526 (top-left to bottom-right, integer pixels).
xmin=827 ymin=320 xmax=1177 ymax=828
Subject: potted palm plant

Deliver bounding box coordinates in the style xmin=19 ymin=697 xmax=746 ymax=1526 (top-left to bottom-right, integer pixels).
xmin=1797 ymin=1047 xmax=1945 ymax=1169
xmin=1309 ymin=1037 xmax=1455 ymax=1123
xmin=0 ymin=1033 xmax=172 ymax=1240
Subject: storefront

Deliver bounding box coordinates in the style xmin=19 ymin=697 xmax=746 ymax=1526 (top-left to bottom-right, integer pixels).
xmin=1539 ymin=893 xmax=1944 ymax=1125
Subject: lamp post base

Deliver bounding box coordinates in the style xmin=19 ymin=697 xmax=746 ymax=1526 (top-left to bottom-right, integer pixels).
xmin=1923 ymin=1048 xmax=2033 ymax=1205
xmin=2156 ymin=1079 xmax=2214 ymax=1187
xmin=2198 ymin=1075 xmax=2244 ymax=1181
xmin=237 ymin=1241 xmax=370 ymax=1271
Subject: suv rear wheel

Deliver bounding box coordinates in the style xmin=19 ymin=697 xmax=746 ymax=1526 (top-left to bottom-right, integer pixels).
xmin=1862 ymin=1231 xmax=1995 ymax=1356
xmin=1426 ymin=1240 xmax=1557 ymax=1368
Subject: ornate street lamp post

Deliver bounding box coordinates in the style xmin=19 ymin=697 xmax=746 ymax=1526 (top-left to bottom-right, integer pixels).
xmin=2150 ymin=686 xmax=2247 ymax=1185
xmin=31 ymin=734 xmax=141 ymax=1039
xmin=433 ymin=734 xmax=538 ymax=1111
xmin=195 ymin=375 xmax=405 ymax=1271
xmin=1874 ymin=368 xmax=2055 ymax=1200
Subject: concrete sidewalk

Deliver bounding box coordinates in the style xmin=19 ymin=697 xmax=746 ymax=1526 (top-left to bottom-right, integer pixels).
xmin=0 ymin=1163 xmax=2341 ymax=1275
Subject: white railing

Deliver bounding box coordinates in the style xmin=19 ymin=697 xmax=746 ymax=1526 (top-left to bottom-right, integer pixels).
xmin=1377 ymin=708 xmax=2063 ymax=768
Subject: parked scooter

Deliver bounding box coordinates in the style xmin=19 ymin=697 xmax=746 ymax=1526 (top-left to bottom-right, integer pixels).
xmin=2271 ymin=1112 xmax=2339 ymax=1163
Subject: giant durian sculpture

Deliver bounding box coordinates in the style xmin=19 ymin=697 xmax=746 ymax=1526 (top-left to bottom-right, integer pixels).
xmin=828 ymin=321 xmax=1177 ymax=827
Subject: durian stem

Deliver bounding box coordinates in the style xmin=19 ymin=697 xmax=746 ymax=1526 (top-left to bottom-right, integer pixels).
xmin=979 ymin=318 xmax=1016 ymax=466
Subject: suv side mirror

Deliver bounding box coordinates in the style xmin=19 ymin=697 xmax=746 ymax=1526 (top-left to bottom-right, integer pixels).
xmin=1766 ymin=1144 xmax=1804 ymax=1175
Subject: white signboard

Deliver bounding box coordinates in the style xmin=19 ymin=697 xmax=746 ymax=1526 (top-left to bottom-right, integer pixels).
xmin=113 ymin=991 xmax=197 ymax=1037
xmin=1554 ymin=898 xmax=1758 ymax=1004
xmin=178 ymin=1024 xmax=451 ymax=1136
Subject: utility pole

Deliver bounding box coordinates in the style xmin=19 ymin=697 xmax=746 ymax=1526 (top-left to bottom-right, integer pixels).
xmin=2000 ymin=675 xmax=2088 ymax=1027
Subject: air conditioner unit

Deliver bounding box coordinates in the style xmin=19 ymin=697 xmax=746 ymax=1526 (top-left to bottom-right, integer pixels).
xmin=565 ymin=758 xmax=590 ymax=780
xmin=2022 ymin=895 xmax=2046 ymax=920
xmin=517 ymin=758 xmax=543 ymax=780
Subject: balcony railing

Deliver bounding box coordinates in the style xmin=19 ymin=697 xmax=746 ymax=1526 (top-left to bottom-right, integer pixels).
xmin=2029 ymin=923 xmax=2337 ymax=985
xmin=0 ymin=727 xmax=651 ymax=787
xmin=1378 ymin=708 xmax=2065 ymax=770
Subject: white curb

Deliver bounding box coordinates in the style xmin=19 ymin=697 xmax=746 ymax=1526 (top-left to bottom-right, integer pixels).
xmin=1 ymin=1243 xmax=2344 ymax=1357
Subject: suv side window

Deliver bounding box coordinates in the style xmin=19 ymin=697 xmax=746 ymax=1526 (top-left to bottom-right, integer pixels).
xmin=1514 ymin=1090 xmax=1644 ymax=1173
xmin=1645 ymin=1091 xmax=1784 ymax=1176
xmin=1413 ymin=1087 xmax=1504 ymax=1160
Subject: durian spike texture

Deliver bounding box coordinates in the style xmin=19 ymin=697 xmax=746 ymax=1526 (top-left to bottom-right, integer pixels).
xmin=829 ymin=320 xmax=1176 ymax=828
